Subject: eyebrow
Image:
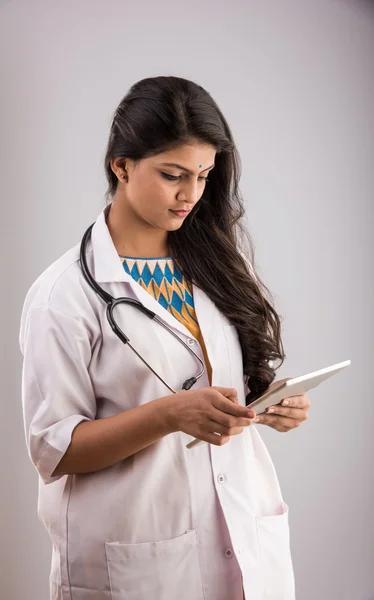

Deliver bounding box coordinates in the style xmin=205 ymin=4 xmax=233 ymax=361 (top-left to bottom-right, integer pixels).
xmin=159 ymin=162 xmax=215 ymax=174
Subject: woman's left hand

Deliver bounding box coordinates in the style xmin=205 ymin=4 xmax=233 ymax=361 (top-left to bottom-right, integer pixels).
xmin=254 ymin=379 xmax=311 ymax=432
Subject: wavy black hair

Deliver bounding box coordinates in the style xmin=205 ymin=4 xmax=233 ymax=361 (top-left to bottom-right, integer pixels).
xmin=103 ymin=75 xmax=285 ymax=403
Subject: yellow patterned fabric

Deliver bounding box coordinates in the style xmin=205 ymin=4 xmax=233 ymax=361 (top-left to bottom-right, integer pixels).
xmin=120 ymin=255 xmax=212 ymax=385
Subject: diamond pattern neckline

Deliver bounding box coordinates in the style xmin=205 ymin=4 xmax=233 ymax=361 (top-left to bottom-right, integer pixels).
xmin=121 ymin=256 xmax=196 ymax=325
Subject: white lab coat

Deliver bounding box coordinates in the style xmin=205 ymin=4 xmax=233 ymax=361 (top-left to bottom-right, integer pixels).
xmin=19 ymin=205 xmax=295 ymax=600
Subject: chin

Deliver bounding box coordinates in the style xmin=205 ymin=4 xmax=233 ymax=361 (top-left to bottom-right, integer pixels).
xmin=166 ymin=221 xmax=184 ymax=232
xmin=147 ymin=212 xmax=187 ymax=232
xmin=162 ymin=215 xmax=186 ymax=231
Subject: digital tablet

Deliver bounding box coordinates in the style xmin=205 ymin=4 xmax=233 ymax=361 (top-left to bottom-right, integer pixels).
xmin=186 ymin=359 xmax=351 ymax=449
xmin=247 ymin=359 xmax=351 ymax=415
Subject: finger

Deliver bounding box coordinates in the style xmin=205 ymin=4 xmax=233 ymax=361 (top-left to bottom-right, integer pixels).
xmin=212 ymin=392 xmax=255 ymax=419
xmin=197 ymin=431 xmax=231 ymax=446
xmin=279 ymin=394 xmax=310 ymax=409
xmin=210 ymin=406 xmax=255 ymax=429
xmin=211 ymin=403 xmax=256 ymax=425
xmin=264 ymin=405 xmax=308 ymax=421
xmin=207 ymin=419 xmax=245 ymax=437
xmin=255 ymin=414 xmax=301 ymax=430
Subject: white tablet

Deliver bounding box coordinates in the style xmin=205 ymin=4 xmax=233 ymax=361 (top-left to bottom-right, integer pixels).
xmin=186 ymin=359 xmax=351 ymax=449
xmin=247 ymin=359 xmax=351 ymax=415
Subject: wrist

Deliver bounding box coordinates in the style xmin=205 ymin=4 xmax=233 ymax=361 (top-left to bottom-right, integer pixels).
xmin=153 ymin=395 xmax=179 ymax=434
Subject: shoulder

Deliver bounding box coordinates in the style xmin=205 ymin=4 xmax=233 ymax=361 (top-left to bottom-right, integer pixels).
xmin=21 ymin=242 xmax=84 ymax=308
xmin=19 ymin=241 xmax=96 ymax=345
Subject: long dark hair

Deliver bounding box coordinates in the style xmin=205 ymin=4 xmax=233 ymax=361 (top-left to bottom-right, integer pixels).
xmin=103 ymin=75 xmax=285 ymax=404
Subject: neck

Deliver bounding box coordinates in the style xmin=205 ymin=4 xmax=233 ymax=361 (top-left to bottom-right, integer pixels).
xmin=106 ymin=199 xmax=170 ymax=258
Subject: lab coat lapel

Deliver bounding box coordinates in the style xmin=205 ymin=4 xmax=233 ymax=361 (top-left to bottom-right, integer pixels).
xmin=192 ymin=283 xmax=221 ymax=345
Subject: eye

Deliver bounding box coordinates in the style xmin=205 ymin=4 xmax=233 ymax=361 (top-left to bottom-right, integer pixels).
xmin=161 ymin=172 xmax=209 ymax=182
xmin=161 ymin=173 xmax=180 ymax=181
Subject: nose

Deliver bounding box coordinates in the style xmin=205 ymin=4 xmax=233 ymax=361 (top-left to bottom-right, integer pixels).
xmin=177 ymin=180 xmax=200 ymax=206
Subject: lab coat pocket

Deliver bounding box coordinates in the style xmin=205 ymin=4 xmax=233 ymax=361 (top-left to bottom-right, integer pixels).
xmin=255 ymin=503 xmax=295 ymax=599
xmin=105 ymin=529 xmax=204 ymax=600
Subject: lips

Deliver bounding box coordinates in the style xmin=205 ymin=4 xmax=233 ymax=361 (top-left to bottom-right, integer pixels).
xmin=170 ymin=209 xmax=191 ymax=216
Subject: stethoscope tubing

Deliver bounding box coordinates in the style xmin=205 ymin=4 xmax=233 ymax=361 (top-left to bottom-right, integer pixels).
xmin=79 ymin=223 xmax=205 ymax=393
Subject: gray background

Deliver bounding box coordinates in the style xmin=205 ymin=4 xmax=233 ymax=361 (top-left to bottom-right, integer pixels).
xmin=1 ymin=0 xmax=373 ymax=598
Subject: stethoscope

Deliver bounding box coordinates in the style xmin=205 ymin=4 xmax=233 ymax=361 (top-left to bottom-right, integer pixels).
xmin=79 ymin=223 xmax=206 ymax=393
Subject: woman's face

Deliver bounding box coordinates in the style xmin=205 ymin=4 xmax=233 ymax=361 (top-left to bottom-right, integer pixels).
xmin=111 ymin=141 xmax=217 ymax=232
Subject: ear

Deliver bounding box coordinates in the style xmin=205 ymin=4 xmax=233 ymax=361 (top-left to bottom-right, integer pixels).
xmin=110 ymin=157 xmax=127 ymax=174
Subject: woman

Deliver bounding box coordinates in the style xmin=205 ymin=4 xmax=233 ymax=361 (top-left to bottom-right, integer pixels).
xmin=19 ymin=75 xmax=310 ymax=600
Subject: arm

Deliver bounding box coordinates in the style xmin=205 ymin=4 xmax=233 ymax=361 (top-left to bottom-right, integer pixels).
xmin=20 ymin=303 xmax=182 ymax=481
xmin=20 ymin=303 xmax=143 ymax=484
xmin=52 ymin=395 xmax=173 ymax=476
xmin=54 ymin=385 xmax=259 ymax=475
xmin=20 ymin=304 xmax=253 ymax=482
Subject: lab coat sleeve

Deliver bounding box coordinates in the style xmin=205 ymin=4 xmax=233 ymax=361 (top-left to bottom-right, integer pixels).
xmin=20 ymin=303 xmax=96 ymax=485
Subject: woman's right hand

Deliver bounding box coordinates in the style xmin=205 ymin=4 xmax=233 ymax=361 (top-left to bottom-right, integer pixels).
xmin=163 ymin=387 xmax=256 ymax=446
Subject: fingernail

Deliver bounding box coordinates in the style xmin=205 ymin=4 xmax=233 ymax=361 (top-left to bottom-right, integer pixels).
xmin=247 ymin=410 xmax=255 ymax=418
xmin=282 ymin=399 xmax=290 ymax=406
xmin=255 ymin=417 xmax=261 ymax=423
xmin=267 ymin=407 xmax=275 ymax=413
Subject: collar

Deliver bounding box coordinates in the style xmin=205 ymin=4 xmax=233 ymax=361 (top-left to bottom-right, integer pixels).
xmin=90 ymin=204 xmax=133 ymax=284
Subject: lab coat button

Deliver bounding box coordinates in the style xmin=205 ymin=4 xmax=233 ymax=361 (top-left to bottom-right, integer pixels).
xmin=224 ymin=548 xmax=234 ymax=559
xmin=217 ymin=474 xmax=226 ymax=484
xmin=186 ymin=338 xmax=195 ymax=346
